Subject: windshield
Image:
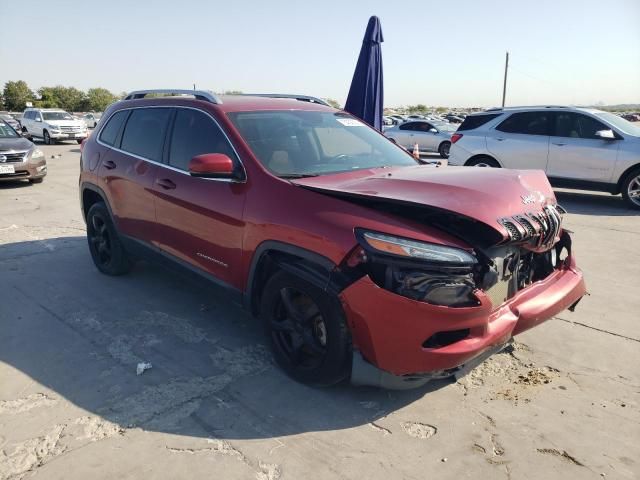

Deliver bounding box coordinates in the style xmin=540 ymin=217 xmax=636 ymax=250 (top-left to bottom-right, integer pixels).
xmin=228 ymin=111 xmax=418 ymax=177
xmin=0 ymin=121 xmax=19 ymax=138
xmin=593 ymin=111 xmax=640 ymax=137
xmin=42 ymin=111 xmax=74 ymax=121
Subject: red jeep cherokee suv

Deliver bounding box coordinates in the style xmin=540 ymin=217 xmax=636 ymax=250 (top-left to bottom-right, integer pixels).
xmin=79 ymin=89 xmax=586 ymax=389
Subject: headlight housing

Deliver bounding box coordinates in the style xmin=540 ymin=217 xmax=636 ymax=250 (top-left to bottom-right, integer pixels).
xmin=352 ymin=229 xmax=480 ymax=307
xmin=30 ymin=148 xmax=44 ymax=160
xmin=48 ymin=124 xmax=60 ymax=131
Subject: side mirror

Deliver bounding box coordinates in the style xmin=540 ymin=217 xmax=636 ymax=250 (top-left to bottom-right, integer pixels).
xmin=429 ymin=128 xmax=438 ymax=133
xmin=594 ymin=129 xmax=616 ymax=140
xmin=188 ymin=153 xmax=236 ymax=179
xmin=35 ymin=117 xmax=42 ymax=123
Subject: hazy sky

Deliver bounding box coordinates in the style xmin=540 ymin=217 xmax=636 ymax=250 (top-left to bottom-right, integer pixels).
xmin=1 ymin=0 xmax=639 ymax=107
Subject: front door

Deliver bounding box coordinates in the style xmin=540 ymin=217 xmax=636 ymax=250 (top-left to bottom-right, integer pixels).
xmin=546 ymin=112 xmax=620 ymax=182
xmin=486 ymin=111 xmax=551 ymax=170
xmin=153 ymin=108 xmax=247 ymax=288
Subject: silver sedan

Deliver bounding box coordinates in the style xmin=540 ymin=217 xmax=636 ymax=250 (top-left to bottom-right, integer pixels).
xmin=384 ymin=120 xmax=457 ymax=158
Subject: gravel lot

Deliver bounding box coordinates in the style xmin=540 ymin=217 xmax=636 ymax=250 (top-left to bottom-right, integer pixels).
xmin=1 ymin=142 xmax=638 ymax=480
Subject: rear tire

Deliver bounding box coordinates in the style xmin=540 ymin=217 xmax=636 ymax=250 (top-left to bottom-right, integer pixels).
xmin=260 ymin=270 xmax=351 ymax=386
xmin=86 ymin=202 xmax=133 ymax=275
xmin=466 ymin=156 xmax=500 ymax=168
xmin=621 ymin=167 xmax=640 ymax=210
xmin=438 ymin=141 xmax=451 ymax=159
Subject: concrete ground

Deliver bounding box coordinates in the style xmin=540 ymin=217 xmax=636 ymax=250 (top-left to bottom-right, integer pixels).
xmin=1 ymin=143 xmax=638 ymax=480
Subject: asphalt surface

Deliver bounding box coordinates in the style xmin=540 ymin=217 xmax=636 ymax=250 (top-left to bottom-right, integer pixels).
xmin=1 ymin=142 xmax=638 ymax=480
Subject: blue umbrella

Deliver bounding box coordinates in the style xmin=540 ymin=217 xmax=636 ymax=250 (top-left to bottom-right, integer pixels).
xmin=344 ymin=16 xmax=384 ymax=131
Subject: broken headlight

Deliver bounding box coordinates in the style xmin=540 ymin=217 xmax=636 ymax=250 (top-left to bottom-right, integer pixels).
xmin=355 ymin=230 xmax=480 ymax=307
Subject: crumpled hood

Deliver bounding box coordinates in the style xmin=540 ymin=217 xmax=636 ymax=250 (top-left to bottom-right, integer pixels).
xmin=291 ymin=165 xmax=558 ymax=241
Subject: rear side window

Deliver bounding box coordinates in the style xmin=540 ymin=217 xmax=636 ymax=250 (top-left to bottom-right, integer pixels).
xmin=399 ymin=122 xmax=417 ymax=131
xmin=458 ymin=113 xmax=501 ymax=131
xmin=121 ymin=108 xmax=172 ymax=161
xmin=99 ymin=110 xmax=128 ymax=147
xmin=496 ymin=112 xmax=550 ymax=136
xmin=168 ymin=109 xmax=237 ymax=171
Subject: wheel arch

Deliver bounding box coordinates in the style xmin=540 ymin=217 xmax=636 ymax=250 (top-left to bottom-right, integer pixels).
xmin=464 ymin=153 xmax=502 ymax=167
xmin=616 ymin=162 xmax=640 ymax=195
xmin=81 ymin=183 xmax=114 ymax=222
xmin=245 ymin=241 xmax=338 ymax=316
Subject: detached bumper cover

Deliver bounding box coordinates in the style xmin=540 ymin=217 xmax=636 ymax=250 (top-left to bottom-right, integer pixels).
xmin=340 ymin=255 xmax=586 ymax=382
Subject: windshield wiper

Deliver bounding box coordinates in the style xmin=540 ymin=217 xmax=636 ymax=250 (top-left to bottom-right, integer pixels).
xmin=278 ymin=173 xmax=320 ymax=179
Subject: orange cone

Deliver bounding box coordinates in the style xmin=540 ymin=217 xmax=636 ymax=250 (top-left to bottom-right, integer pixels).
xmin=413 ymin=143 xmax=420 ymax=159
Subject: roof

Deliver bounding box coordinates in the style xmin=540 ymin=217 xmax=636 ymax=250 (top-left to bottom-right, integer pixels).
xmin=472 ymin=105 xmax=604 ymax=116
xmin=113 ymin=93 xmax=336 ymax=114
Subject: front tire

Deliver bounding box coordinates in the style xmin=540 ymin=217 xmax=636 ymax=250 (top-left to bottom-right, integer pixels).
xmin=466 ymin=156 xmax=500 ymax=168
xmin=43 ymin=130 xmax=52 ymax=145
xmin=621 ymin=167 xmax=640 ymax=210
xmin=86 ymin=202 xmax=133 ymax=275
xmin=438 ymin=141 xmax=451 ymax=159
xmin=260 ymin=270 xmax=351 ymax=386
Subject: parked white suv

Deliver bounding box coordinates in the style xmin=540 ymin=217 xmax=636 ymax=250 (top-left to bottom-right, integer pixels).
xmin=21 ymin=108 xmax=88 ymax=145
xmin=448 ymin=106 xmax=640 ymax=209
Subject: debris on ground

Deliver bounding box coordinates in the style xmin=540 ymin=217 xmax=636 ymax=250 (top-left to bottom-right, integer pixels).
xmin=136 ymin=362 xmax=152 ymax=375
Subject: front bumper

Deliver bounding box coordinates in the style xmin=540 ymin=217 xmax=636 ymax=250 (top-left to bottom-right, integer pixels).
xmin=49 ymin=131 xmax=88 ymax=140
xmin=340 ymin=254 xmax=586 ymax=387
xmin=0 ymin=159 xmax=47 ymax=182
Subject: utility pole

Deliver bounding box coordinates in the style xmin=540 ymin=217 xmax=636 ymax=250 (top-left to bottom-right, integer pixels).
xmin=501 ymin=51 xmax=509 ymax=107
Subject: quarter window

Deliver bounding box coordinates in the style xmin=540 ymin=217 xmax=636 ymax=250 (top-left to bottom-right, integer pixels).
xmin=168 ymin=109 xmax=237 ymax=171
xmin=120 ymin=108 xmax=172 ymax=161
xmin=99 ymin=111 xmax=129 ymax=147
xmin=496 ymin=112 xmax=550 ymax=136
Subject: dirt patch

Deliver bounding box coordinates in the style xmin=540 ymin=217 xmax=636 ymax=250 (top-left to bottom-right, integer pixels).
xmin=400 ymin=422 xmax=437 ymax=439
xmin=0 ymin=394 xmax=57 ymax=415
xmin=536 ymin=448 xmax=585 ymax=467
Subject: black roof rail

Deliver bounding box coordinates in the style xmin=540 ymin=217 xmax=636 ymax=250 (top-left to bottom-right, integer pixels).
xmin=124 ymin=89 xmax=222 ymax=104
xmin=238 ymin=93 xmax=330 ymax=107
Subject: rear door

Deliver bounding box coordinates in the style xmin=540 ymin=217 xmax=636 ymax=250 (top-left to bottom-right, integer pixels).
xmin=414 ymin=121 xmax=439 ymax=151
xmin=486 ymin=111 xmax=551 ymax=170
xmin=394 ymin=122 xmax=419 ymax=148
xmin=98 ymin=107 xmax=171 ymax=244
xmin=153 ymin=108 xmax=247 ymax=287
xmin=546 ymin=112 xmax=619 ymax=182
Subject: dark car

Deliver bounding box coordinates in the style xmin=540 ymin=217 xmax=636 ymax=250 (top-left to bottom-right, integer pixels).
xmin=0 ymin=113 xmax=22 ymax=133
xmin=79 ymin=89 xmax=586 ymax=389
xmin=0 ymin=119 xmax=47 ymax=184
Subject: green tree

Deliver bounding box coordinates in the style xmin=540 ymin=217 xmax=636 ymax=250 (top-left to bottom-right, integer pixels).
xmin=3 ymin=81 xmax=35 ymax=111
xmin=85 ymin=88 xmax=117 ymax=111
xmin=36 ymin=87 xmax=60 ymax=108
xmin=36 ymin=86 xmax=86 ymax=111
xmin=325 ymin=98 xmax=341 ymax=109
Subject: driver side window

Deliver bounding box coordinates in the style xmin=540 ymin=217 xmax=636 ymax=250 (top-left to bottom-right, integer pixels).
xmin=168 ymin=109 xmax=237 ymax=171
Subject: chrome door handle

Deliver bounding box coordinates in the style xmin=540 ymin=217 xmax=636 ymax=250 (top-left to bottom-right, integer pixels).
xmin=495 ymin=138 xmax=505 ymax=142
xmin=553 ymin=143 xmax=566 ymax=146
xmin=103 ymin=160 xmax=116 ymax=169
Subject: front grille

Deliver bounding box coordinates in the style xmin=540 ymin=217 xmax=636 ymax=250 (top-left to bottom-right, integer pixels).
xmin=60 ymin=126 xmax=82 ymax=132
xmin=499 ymin=204 xmax=564 ymax=249
xmin=0 ymin=151 xmax=28 ymax=163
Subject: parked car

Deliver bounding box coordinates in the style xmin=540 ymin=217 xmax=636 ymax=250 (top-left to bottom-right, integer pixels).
xmin=80 ymin=89 xmax=585 ymax=389
xmin=21 ymin=108 xmax=88 ymax=144
xmin=445 ymin=114 xmax=464 ymax=124
xmin=448 ymin=106 xmax=640 ymax=209
xmin=0 ymin=113 xmax=22 ymax=133
xmin=384 ymin=120 xmax=457 ymax=158
xmin=82 ymin=112 xmax=102 ymax=128
xmin=0 ymin=119 xmax=47 ymax=184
